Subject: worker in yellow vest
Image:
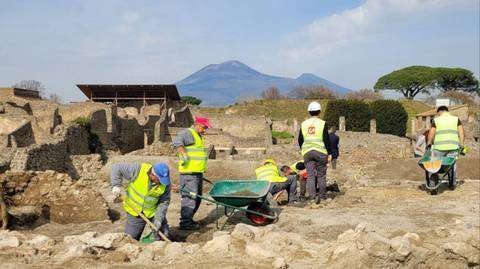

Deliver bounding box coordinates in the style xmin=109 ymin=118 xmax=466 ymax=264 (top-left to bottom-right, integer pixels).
xmin=111 ymin=162 xmax=171 ymax=241
xmin=172 ymin=116 xmax=211 ymax=230
xmin=298 ymin=101 xmax=332 ymax=204
xmin=426 ymin=106 xmax=465 ymax=187
xmin=255 ymin=159 xmax=297 ymax=204
xmin=280 ymin=161 xmax=307 ymax=200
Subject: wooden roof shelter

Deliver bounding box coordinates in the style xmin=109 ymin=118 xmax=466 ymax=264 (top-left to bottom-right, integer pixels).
xmin=76 ymin=84 xmax=181 ymax=106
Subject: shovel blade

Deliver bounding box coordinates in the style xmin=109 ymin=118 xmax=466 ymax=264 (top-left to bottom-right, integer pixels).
xmin=422 ymin=159 xmax=442 ymax=173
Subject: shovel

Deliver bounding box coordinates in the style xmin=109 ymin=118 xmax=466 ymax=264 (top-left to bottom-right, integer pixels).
xmin=124 ymin=199 xmax=171 ymax=243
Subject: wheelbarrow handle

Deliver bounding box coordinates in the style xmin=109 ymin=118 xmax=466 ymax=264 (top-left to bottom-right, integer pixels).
xmin=179 ymin=189 xmax=278 ymax=220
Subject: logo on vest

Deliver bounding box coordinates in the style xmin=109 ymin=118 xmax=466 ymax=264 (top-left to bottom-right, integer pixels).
xmin=308 ymin=126 xmax=315 ymax=135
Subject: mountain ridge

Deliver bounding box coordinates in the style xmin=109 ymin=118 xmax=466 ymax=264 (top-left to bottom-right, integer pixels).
xmin=176 ymin=60 xmax=350 ymax=105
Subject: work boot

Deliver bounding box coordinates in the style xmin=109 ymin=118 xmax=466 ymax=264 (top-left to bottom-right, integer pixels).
xmin=179 ymin=221 xmax=201 ymax=231
xmin=327 ymin=183 xmax=340 ymax=193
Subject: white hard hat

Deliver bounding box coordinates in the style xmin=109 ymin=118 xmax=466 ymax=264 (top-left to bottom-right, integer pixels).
xmin=307 ymin=101 xmax=321 ymax=112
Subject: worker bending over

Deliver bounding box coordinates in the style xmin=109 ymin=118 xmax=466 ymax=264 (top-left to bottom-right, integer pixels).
xmin=298 ymin=101 xmax=332 ymax=204
xmin=172 ymin=116 xmax=211 ymax=230
xmin=255 ymin=159 xmax=297 ymax=204
xmin=280 ymin=161 xmax=308 ymax=200
xmin=111 ymin=162 xmax=171 ymax=241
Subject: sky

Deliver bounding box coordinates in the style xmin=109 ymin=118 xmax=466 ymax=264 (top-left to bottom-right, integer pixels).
xmin=0 ymin=0 xmax=479 ymax=102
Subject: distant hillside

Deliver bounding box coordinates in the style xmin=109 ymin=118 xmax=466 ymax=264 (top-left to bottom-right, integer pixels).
xmin=176 ymin=60 xmax=350 ymax=106
xmin=197 ymin=99 xmax=432 ymax=134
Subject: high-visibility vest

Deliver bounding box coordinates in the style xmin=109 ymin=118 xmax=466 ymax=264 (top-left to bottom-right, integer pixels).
xmin=255 ymin=163 xmax=287 ymax=183
xmin=290 ymin=161 xmax=303 ymax=174
xmin=301 ymin=117 xmax=327 ymax=156
xmin=433 ymin=112 xmax=460 ymax=151
xmin=178 ymin=128 xmax=208 ymax=174
xmin=123 ymin=163 xmax=167 ymax=219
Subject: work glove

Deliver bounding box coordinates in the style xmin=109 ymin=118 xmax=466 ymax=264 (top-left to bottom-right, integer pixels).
xmin=111 ymin=186 xmax=122 ymax=202
xmin=426 ymin=144 xmax=432 ymax=151
xmin=179 ymin=154 xmax=188 ymax=166
xmin=460 ymin=145 xmax=468 ymax=155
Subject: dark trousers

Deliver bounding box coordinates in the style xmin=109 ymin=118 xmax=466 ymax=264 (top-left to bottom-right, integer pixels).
xmin=299 ymin=177 xmax=306 ymax=197
xmin=331 ymin=158 xmax=337 ymax=170
xmin=269 ymin=175 xmax=298 ymax=202
xmin=304 ymin=150 xmax=328 ymax=200
xmin=179 ymin=173 xmax=203 ymax=226
xmin=125 ymin=213 xmax=150 ymax=241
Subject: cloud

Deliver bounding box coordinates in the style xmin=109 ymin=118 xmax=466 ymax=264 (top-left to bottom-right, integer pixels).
xmin=283 ymin=0 xmax=477 ymax=62
xmin=115 ymin=11 xmax=141 ymax=34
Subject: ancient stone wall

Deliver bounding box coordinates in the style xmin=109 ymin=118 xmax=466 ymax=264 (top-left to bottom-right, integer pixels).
xmin=112 ymin=114 xmax=144 ymax=154
xmin=168 ymin=105 xmax=193 ymax=127
xmin=8 ymin=121 xmax=35 ymax=147
xmin=24 ymin=140 xmax=67 ymax=172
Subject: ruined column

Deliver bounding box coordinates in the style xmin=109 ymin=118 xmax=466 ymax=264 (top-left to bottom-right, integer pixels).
xmin=264 ymin=117 xmax=273 ymax=148
xmin=411 ymin=119 xmax=417 ymax=136
xmin=339 ymin=116 xmax=346 ymax=132
xmin=293 ymin=118 xmax=299 ymax=143
xmin=143 ymin=131 xmax=149 ymax=148
xmin=370 ymin=119 xmax=376 ymax=134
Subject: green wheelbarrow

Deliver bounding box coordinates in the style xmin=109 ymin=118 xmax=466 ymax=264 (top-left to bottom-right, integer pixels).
xmin=180 ymin=180 xmax=278 ymax=228
xmin=418 ymin=149 xmax=457 ymax=195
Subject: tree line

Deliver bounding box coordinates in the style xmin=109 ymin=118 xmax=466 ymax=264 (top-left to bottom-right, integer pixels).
xmin=261 ymin=65 xmax=478 ymax=101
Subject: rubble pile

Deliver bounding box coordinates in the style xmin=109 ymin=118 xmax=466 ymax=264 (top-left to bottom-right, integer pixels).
xmin=0 ymin=222 xmax=477 ymax=268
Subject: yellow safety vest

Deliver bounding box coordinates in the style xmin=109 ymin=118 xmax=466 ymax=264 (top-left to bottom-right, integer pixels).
xmin=123 ymin=163 xmax=167 ymax=219
xmin=301 ymin=117 xmax=327 ymax=156
xmin=255 ymin=163 xmax=287 ymax=183
xmin=178 ymin=128 xmax=208 ymax=174
xmin=433 ymin=112 xmax=460 ymax=151
xmin=290 ymin=161 xmax=303 ymax=174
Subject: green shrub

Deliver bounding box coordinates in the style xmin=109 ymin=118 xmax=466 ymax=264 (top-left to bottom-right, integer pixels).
xmin=324 ymin=100 xmax=371 ymax=132
xmin=371 ymin=100 xmax=408 ymax=136
xmin=73 ymin=117 xmax=91 ymax=128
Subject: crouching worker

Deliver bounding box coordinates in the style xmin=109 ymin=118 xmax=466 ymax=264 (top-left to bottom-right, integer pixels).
xmin=281 ymin=161 xmax=307 ymax=200
xmin=111 ymin=162 xmax=171 ymax=241
xmin=255 ymin=159 xmax=297 ymax=204
xmin=281 ymin=162 xmax=340 ymax=201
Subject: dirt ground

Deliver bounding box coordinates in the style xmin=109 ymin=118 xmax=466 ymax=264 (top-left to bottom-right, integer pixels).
xmin=0 ymin=130 xmax=478 ymax=268
xmin=1 ymin=160 xmax=478 ymax=268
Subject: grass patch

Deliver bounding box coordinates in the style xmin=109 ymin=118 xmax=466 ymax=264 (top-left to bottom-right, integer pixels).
xmin=272 ymin=131 xmax=294 ymax=139
xmin=399 ymin=100 xmax=432 ymax=133
xmin=198 ymin=99 xmax=328 ymax=120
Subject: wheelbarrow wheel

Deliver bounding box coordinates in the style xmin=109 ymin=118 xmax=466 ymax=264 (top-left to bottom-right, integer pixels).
xmin=246 ymin=202 xmax=274 ymax=226
xmin=427 ymin=174 xmax=438 ymax=195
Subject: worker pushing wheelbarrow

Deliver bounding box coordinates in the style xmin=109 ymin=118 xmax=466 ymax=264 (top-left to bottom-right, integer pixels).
xmin=180 ymin=179 xmax=278 ymax=229
xmin=418 ymin=149 xmax=462 ymax=195
xmin=419 ymin=106 xmax=468 ymax=195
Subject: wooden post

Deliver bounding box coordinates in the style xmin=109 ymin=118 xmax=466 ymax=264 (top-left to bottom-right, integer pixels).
xmin=425 ymin=116 xmax=431 ymax=129
xmin=370 ymin=119 xmax=376 ymax=134
xmin=143 ymin=89 xmax=146 ymax=107
xmin=339 ymin=116 xmax=346 ymax=132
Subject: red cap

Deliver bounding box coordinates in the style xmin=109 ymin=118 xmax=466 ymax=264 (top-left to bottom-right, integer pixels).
xmin=194 ymin=116 xmax=212 ymax=128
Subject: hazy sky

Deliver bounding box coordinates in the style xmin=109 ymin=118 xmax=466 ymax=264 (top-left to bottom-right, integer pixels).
xmin=0 ymin=0 xmax=478 ymax=102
